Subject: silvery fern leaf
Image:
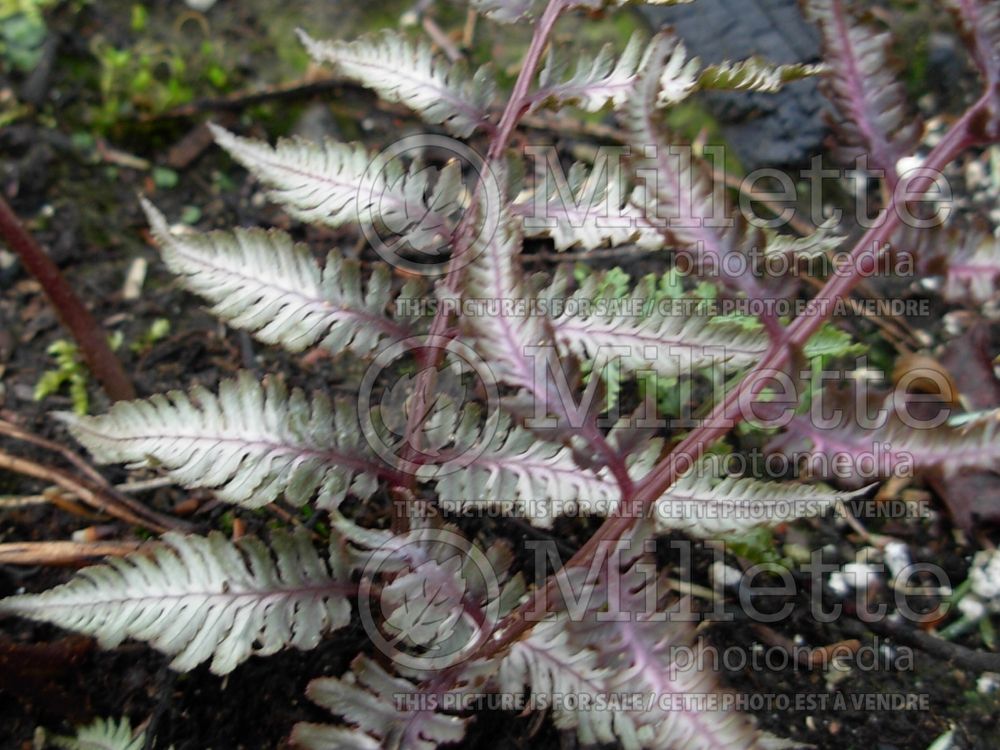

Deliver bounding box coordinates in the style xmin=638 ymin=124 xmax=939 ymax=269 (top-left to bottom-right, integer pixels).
xmin=776 ymin=409 xmax=1000 ymax=480
xmin=210 ymin=126 xmax=460 ymax=255
xmin=698 ymin=58 xmax=828 ymax=94
xmin=498 ymin=617 xmax=630 ymax=745
xmin=298 ymin=30 xmax=495 ymax=138
xmin=292 ymin=655 xmax=469 ymax=750
xmin=499 ymin=559 xmax=759 ymax=748
xmin=512 ymin=161 xmax=663 ymax=251
xmin=60 ymin=373 xmax=385 ymax=509
xmin=627 ymin=34 xmax=769 ymax=299
xmin=762 ymin=218 xmax=845 ymax=260
xmin=472 ymin=0 xmax=692 ymax=23
xmin=462 ymin=205 xmax=548 ymax=394
xmin=0 ymin=529 xmax=353 ymax=675
xmin=626 ymin=33 xmax=731 ymax=255
xmin=805 ymin=0 xmax=921 ymax=185
xmin=655 ymin=37 xmax=701 ymax=107
xmin=651 ymin=467 xmax=866 ymax=536
xmin=549 ymin=269 xmax=771 ymax=381
xmin=462 ymin=203 xmax=615 ymax=441
xmin=49 ymin=717 xmax=145 ymax=750
xmin=329 ymin=514 xmax=525 ymax=674
xmin=424 ymin=411 xmax=622 ymax=526
xmin=532 ymin=33 xmax=649 ymax=113
xmin=142 ymin=201 xmax=412 ymax=355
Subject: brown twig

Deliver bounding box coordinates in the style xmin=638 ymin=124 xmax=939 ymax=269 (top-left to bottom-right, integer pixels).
xmin=0 ymin=449 xmax=181 ymax=533
xmin=0 ymin=196 xmax=135 ymax=403
xmin=422 ymin=16 xmax=463 ymax=62
xmin=0 ymin=417 xmax=107 ymax=487
xmin=0 ymin=540 xmax=147 ymax=566
xmin=0 ymin=417 xmax=190 ymax=532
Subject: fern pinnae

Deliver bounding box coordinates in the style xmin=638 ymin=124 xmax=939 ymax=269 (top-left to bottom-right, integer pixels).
xmin=0 ymin=529 xmax=354 ymax=675
xmin=531 ymin=32 xmax=648 ymax=113
xmin=60 ymin=373 xmax=385 ymax=509
xmin=424 ymin=411 xmax=621 ymax=527
xmin=512 ymin=161 xmax=664 ymax=251
xmin=210 ymin=125 xmax=456 ymax=255
xmin=294 ymin=655 xmax=470 ymax=750
xmin=49 ymin=716 xmax=145 ymax=750
xmin=946 ymin=0 xmax=1000 ymax=87
xmin=652 ymin=469 xmax=869 ymax=536
xmin=549 ymin=269 xmax=771 ymax=381
xmin=697 ymin=57 xmax=828 ymax=94
xmin=143 ymin=201 xmax=409 ymax=355
xmin=298 ymin=29 xmax=495 ymax=138
xmin=779 ymin=409 xmax=1000 ymax=478
xmin=805 ymin=0 xmax=921 ymax=184
xmin=626 ymin=33 xmax=747 ymax=287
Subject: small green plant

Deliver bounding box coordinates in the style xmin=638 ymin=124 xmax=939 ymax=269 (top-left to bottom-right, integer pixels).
xmin=130 ymin=317 xmax=170 ymax=354
xmin=0 ymin=0 xmax=54 ymax=72
xmin=34 ymin=332 xmax=124 ymax=414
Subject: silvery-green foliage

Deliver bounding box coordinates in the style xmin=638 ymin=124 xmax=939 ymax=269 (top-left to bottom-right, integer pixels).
xmin=60 ymin=373 xmax=383 ymax=509
xmin=4 ymin=1 xmax=983 ymax=747
xmin=298 ymin=30 xmax=496 ymax=138
xmin=143 ymin=201 xmax=415 ymax=355
xmin=1 ymin=529 xmax=353 ymax=675
xmin=49 ymin=717 xmax=145 ymax=750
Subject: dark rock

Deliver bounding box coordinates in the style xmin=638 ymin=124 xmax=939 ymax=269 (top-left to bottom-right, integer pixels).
xmin=635 ymin=0 xmax=829 ymax=170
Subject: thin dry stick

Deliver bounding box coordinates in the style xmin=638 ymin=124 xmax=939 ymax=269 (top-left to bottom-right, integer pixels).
xmin=0 ymin=417 xmax=107 ymax=486
xmin=0 ymin=418 xmax=189 ymax=532
xmin=0 ymin=540 xmax=147 ymax=566
xmin=0 ymin=196 xmax=135 ymax=403
xmin=422 ymin=16 xmax=463 ymax=62
xmin=0 ymin=449 xmax=173 ymax=533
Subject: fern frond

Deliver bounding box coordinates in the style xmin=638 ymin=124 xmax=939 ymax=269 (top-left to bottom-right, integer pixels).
xmin=762 ymin=219 xmax=845 ymax=259
xmin=500 ymin=543 xmax=760 ymax=749
xmin=779 ymin=409 xmax=1000 ymax=479
xmin=293 ymin=655 xmax=469 ymax=750
xmin=698 ymin=57 xmax=828 ymax=94
xmin=425 ymin=411 xmax=621 ymax=527
xmin=475 ymin=0 xmax=693 ymax=23
xmin=626 ymin=34 xmax=736 ymax=266
xmin=0 ymin=529 xmax=353 ymax=675
xmin=60 ymin=373 xmax=384 ymax=509
xmin=50 ymin=717 xmax=145 ymax=750
xmin=512 ymin=161 xmax=663 ymax=251
xmin=142 ymin=202 xmax=411 ymax=355
xmin=210 ymin=126 xmax=458 ymax=255
xmin=655 ymin=38 xmax=701 ymax=107
xmin=463 ymin=204 xmax=549 ymax=394
xmin=652 ymin=467 xmax=864 ymax=536
xmin=940 ymin=230 xmax=1000 ymax=304
xmin=805 ymin=0 xmax=921 ymax=184
xmin=946 ymin=0 xmax=1000 ymax=87
xmin=298 ymin=30 xmax=495 ymax=138
xmin=550 ymin=270 xmax=771 ymax=381
xmin=499 ymin=617 xmax=628 ymax=744
xmin=533 ymin=33 xmax=649 ymax=113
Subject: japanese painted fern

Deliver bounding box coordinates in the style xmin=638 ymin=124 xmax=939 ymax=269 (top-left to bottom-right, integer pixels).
xmin=4 ymin=0 xmax=1000 ymax=748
